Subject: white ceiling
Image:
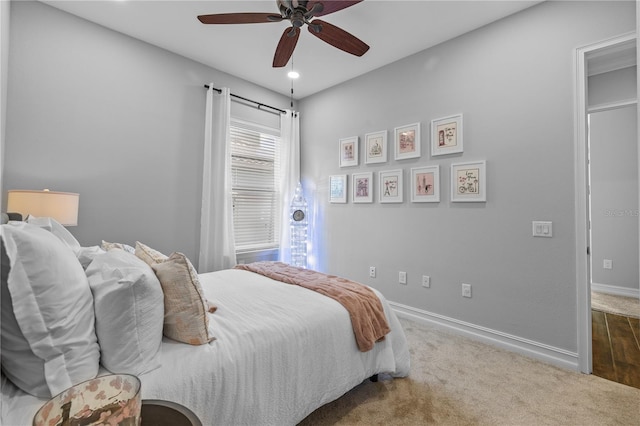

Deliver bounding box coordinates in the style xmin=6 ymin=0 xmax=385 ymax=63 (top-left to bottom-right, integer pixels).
xmin=40 ymin=0 xmax=542 ymax=99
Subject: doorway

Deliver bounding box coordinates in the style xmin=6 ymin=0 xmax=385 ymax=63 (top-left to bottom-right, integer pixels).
xmin=588 ymin=103 xmax=639 ymax=388
xmin=588 ymin=104 xmax=638 ymax=304
xmin=575 ymin=32 xmax=638 ymax=374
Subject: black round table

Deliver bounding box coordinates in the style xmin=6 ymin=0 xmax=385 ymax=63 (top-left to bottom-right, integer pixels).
xmin=141 ymin=399 xmax=202 ymax=426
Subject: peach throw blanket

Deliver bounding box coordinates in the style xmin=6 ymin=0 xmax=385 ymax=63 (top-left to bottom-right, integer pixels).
xmin=235 ymin=262 xmax=390 ymax=352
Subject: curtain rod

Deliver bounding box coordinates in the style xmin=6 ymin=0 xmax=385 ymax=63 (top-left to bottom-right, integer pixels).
xmin=204 ymin=84 xmax=287 ymax=115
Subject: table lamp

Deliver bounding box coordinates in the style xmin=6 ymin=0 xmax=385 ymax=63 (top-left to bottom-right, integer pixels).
xmin=7 ymin=189 xmax=79 ymax=226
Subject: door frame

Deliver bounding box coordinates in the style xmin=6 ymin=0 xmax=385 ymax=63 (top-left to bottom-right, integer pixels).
xmin=574 ymin=31 xmax=637 ymax=374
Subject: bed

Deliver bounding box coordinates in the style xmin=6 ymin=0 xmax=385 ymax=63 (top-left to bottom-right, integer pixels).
xmin=1 ymin=218 xmax=410 ymax=425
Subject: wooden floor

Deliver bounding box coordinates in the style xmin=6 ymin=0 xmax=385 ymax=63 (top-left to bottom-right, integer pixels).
xmin=592 ymin=309 xmax=640 ymax=389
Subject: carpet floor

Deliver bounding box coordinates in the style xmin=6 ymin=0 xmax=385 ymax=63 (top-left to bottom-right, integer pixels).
xmin=299 ymin=318 xmax=640 ymax=425
xmin=591 ymin=291 xmax=639 ymax=319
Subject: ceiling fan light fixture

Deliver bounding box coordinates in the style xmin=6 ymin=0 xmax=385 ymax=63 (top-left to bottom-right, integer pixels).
xmin=198 ymin=0 xmax=368 ymax=68
xmin=288 ymin=70 xmax=300 ymax=79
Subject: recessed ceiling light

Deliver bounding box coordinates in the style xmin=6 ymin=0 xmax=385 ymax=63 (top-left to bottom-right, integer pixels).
xmin=288 ymin=70 xmax=300 ymax=79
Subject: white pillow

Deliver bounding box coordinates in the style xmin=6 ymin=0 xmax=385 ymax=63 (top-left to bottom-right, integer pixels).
xmin=0 ymin=222 xmax=99 ymax=398
xmin=25 ymin=215 xmax=81 ymax=252
xmin=25 ymin=215 xmax=104 ymax=268
xmin=85 ymin=249 xmax=164 ymax=375
xmin=76 ymin=245 xmax=107 ymax=269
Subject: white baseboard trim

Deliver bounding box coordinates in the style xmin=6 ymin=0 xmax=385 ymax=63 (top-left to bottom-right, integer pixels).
xmin=389 ymin=301 xmax=579 ymax=371
xmin=591 ymin=283 xmax=640 ymax=299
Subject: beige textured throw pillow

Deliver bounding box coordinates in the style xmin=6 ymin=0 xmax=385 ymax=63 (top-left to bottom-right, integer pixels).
xmin=135 ymin=241 xmax=168 ymax=265
xmin=135 ymin=242 xmax=215 ymax=345
xmin=101 ymin=240 xmax=135 ymax=254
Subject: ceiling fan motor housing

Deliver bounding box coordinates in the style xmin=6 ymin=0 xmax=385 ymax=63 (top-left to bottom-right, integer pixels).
xmin=278 ymin=0 xmax=308 ymax=15
xmin=278 ymin=0 xmax=323 ymax=24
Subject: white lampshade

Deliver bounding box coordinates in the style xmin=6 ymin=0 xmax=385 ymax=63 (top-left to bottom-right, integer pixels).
xmin=7 ymin=189 xmax=80 ymax=226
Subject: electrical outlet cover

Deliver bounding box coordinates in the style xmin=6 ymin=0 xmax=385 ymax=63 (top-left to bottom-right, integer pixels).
xmin=462 ymin=283 xmax=472 ymax=298
xmin=422 ymin=275 xmax=430 ymax=288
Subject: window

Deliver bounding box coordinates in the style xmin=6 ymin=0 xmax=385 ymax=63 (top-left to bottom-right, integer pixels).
xmin=230 ymin=120 xmax=282 ymax=253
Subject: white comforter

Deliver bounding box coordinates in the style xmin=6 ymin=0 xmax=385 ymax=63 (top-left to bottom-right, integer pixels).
xmin=2 ymin=269 xmax=410 ymax=425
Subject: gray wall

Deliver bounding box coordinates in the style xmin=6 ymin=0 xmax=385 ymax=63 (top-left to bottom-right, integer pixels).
xmin=0 ymin=0 xmax=9 ymax=211
xmin=4 ymin=1 xmax=291 ymax=264
xmin=589 ymin=104 xmax=638 ymax=292
xmin=298 ymin=1 xmax=636 ymax=352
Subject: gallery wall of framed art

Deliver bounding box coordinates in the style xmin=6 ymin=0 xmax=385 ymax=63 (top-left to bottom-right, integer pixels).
xmin=332 ymin=112 xmax=486 ymax=205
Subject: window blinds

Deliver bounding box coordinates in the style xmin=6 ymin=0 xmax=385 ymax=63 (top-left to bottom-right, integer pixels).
xmin=230 ymin=122 xmax=281 ymax=252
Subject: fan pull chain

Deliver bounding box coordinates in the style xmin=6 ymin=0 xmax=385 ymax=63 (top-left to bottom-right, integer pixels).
xmin=290 ymin=59 xmax=295 ymax=108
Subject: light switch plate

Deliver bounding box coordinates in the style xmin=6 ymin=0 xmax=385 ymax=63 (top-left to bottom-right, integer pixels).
xmin=532 ymin=221 xmax=553 ymax=237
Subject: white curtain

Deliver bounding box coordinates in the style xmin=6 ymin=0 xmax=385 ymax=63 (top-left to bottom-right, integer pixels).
xmin=199 ymin=85 xmax=236 ymax=272
xmin=278 ymin=110 xmax=301 ymax=263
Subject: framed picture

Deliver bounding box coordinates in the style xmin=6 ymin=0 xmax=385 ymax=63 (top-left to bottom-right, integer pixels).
xmin=329 ymin=174 xmax=347 ymax=203
xmin=364 ymin=130 xmax=387 ymax=164
xmin=431 ymin=114 xmax=463 ymax=156
xmin=352 ymin=172 xmax=373 ymax=203
xmin=379 ymin=169 xmax=403 ymax=203
xmin=394 ymin=123 xmax=421 ymax=160
xmin=451 ymin=160 xmax=486 ymax=202
xmin=411 ymin=165 xmax=440 ymax=203
xmin=339 ymin=136 xmax=359 ymax=167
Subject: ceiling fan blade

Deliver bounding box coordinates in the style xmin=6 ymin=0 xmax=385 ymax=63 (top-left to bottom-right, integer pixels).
xmin=273 ymin=27 xmax=301 ymax=68
xmin=307 ymin=19 xmax=369 ymax=57
xmin=197 ymin=13 xmax=283 ymax=24
xmin=306 ymin=1 xmax=363 ymax=17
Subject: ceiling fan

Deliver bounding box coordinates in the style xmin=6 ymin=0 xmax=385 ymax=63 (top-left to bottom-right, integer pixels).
xmin=197 ymin=0 xmax=369 ymax=68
